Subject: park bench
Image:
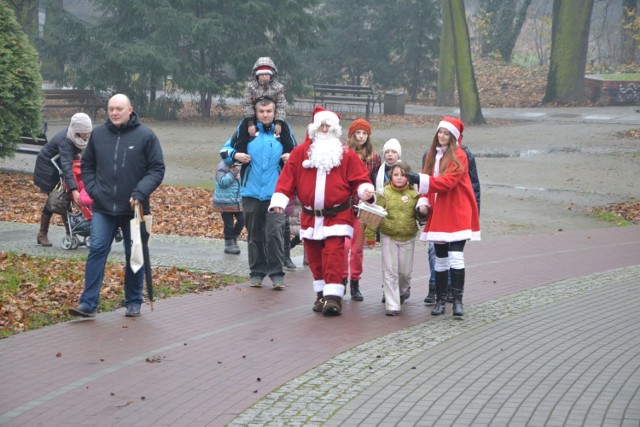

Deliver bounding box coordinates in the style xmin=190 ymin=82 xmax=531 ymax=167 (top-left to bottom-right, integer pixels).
xmin=313 ymin=84 xmax=381 ymax=120
xmin=17 ymin=123 xmax=48 ymax=155
xmin=44 ymin=89 xmax=105 ymax=118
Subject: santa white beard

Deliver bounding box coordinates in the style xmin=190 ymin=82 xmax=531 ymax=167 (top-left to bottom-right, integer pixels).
xmin=307 ymin=133 xmax=344 ymax=172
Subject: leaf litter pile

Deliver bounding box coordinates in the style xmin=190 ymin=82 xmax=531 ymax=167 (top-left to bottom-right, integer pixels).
xmin=0 ymin=250 xmax=240 ymax=337
xmin=0 ymin=175 xmax=248 ymax=337
xmin=1 ymin=59 xmax=639 ymax=337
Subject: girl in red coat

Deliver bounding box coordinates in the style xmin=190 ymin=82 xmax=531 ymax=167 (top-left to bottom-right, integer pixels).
xmin=414 ymin=117 xmax=480 ymax=318
xmin=342 ymin=118 xmax=380 ymax=301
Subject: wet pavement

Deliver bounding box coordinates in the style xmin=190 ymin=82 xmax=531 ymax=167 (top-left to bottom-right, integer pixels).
xmin=1 ymin=220 xmax=639 ymax=426
xmin=1 ymin=104 xmax=639 ymax=426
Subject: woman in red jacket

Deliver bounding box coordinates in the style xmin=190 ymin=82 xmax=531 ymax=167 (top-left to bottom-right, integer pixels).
xmin=413 ymin=117 xmax=480 ymax=318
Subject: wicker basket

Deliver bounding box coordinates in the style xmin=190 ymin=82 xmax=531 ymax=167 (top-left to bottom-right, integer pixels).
xmin=357 ymin=202 xmax=388 ymax=227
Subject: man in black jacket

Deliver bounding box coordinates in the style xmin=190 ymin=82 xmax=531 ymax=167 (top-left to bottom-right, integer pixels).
xmin=69 ymin=94 xmax=165 ymax=318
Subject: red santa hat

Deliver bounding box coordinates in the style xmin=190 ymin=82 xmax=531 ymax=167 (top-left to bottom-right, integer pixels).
xmin=312 ymin=106 xmax=340 ymax=126
xmin=308 ymin=106 xmax=341 ymax=139
xmin=255 ymin=66 xmax=274 ymax=76
xmin=437 ymin=116 xmax=464 ymax=144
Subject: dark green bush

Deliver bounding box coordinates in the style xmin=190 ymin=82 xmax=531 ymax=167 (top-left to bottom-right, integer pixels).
xmin=0 ymin=3 xmax=43 ymax=158
xmin=147 ymin=95 xmax=183 ymax=121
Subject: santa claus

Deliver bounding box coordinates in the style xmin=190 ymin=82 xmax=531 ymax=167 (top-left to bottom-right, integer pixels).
xmin=269 ymin=107 xmax=375 ymax=315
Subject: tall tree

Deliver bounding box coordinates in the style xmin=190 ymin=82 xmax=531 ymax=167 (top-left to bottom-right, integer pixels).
xmin=382 ymin=0 xmax=439 ymax=101
xmin=437 ymin=0 xmax=455 ymax=106
xmin=448 ymin=0 xmax=485 ymax=124
xmin=621 ymin=0 xmax=638 ymax=65
xmin=39 ymin=0 xmax=83 ymax=83
xmin=477 ymin=0 xmax=533 ymax=63
xmin=299 ymin=0 xmax=439 ymax=101
xmin=543 ymin=0 xmax=594 ymax=104
xmin=0 ymin=2 xmax=43 ymax=158
xmin=72 ymin=0 xmax=176 ymax=113
xmin=6 ymin=0 xmax=38 ymax=44
xmin=175 ymin=0 xmax=323 ymax=117
xmin=47 ymin=0 xmax=323 ymax=117
xmin=309 ymin=0 xmax=380 ymax=86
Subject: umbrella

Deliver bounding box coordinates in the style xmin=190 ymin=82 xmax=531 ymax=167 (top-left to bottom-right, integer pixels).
xmin=135 ymin=203 xmax=154 ymax=311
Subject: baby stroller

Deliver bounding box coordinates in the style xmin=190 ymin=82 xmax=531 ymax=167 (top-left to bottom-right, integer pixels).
xmin=64 ymin=210 xmax=92 ymax=249
xmin=51 ymin=155 xmax=92 ymax=250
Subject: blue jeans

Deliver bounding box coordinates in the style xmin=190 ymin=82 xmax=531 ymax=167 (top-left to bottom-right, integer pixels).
xmin=80 ymin=211 xmax=143 ymax=311
xmin=428 ymin=242 xmax=436 ymax=285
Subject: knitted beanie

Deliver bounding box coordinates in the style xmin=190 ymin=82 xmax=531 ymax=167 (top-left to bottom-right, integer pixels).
xmin=383 ymin=138 xmax=402 ymax=158
xmin=348 ymin=119 xmax=372 ymax=138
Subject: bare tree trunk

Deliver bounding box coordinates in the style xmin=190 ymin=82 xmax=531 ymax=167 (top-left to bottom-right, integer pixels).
xmin=8 ymin=0 xmax=38 ymax=43
xmin=450 ymin=0 xmax=485 ymax=124
xmin=437 ymin=0 xmax=456 ymax=107
xmin=543 ymin=0 xmax=594 ymax=104
xmin=621 ymin=0 xmax=638 ymax=65
xmin=498 ymin=0 xmax=533 ymax=63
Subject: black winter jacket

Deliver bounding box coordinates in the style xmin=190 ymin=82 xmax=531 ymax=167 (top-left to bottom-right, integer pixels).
xmin=33 ymin=128 xmax=81 ymax=193
xmin=81 ymin=112 xmax=165 ymax=216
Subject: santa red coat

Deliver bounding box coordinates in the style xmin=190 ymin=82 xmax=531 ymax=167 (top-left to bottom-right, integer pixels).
xmin=417 ymin=145 xmax=481 ymax=242
xmin=270 ymin=137 xmax=374 ymax=240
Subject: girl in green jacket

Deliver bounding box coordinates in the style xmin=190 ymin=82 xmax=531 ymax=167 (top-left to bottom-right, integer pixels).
xmin=376 ymin=162 xmax=427 ymax=316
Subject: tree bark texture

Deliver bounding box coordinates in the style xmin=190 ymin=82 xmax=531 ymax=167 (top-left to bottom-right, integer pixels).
xmin=621 ymin=0 xmax=638 ymax=65
xmin=449 ymin=0 xmax=485 ymax=124
xmin=437 ymin=0 xmax=456 ymax=107
xmin=543 ymin=0 xmax=595 ymax=104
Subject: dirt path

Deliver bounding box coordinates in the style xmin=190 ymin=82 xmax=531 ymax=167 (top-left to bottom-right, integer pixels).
xmin=3 ymin=115 xmax=638 ymax=240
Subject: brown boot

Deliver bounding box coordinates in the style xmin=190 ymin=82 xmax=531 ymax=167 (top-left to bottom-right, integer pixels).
xmin=37 ymin=212 xmax=53 ymax=246
xmin=322 ymin=295 xmax=342 ymax=316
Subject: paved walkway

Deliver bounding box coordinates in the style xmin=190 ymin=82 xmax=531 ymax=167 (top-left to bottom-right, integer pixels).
xmin=1 ymin=222 xmax=639 ymax=426
xmin=1 ymin=104 xmax=639 ymax=425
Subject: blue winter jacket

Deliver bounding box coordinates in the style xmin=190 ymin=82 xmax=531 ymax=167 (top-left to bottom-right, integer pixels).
xmin=220 ymin=122 xmax=285 ymax=201
xmin=213 ymin=160 xmax=242 ymax=211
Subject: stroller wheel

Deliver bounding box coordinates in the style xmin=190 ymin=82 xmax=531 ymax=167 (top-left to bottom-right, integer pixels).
xmin=62 ymin=236 xmax=73 ymax=250
xmin=85 ymin=236 xmax=91 ymax=248
xmin=71 ymin=235 xmax=80 ymax=249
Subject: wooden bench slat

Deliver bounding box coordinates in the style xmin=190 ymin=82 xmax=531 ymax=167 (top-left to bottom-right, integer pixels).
xmin=312 ymin=83 xmax=380 ymax=119
xmin=42 ymin=89 xmax=104 ymax=119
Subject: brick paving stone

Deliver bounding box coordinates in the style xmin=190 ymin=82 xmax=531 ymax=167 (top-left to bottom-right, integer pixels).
xmin=0 ymin=224 xmax=638 ymax=426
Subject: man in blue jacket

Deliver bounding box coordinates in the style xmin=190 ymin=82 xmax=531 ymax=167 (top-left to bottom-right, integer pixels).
xmin=220 ymin=97 xmax=294 ymax=289
xmin=69 ymin=94 xmax=165 ymax=318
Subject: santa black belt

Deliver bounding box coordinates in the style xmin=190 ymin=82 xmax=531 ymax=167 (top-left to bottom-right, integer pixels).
xmin=302 ymin=199 xmax=351 ymax=217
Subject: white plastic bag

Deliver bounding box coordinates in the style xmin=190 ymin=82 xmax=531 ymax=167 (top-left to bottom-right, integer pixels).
xmin=130 ymin=208 xmax=144 ymax=273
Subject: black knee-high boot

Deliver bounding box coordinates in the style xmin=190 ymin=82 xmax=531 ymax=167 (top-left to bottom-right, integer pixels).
xmin=451 ymin=268 xmax=465 ymax=317
xmin=431 ymin=271 xmax=449 ymax=315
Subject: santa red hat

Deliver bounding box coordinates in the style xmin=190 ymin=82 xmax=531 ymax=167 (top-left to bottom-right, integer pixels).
xmin=348 ymin=118 xmax=372 ymax=138
xmin=255 ymin=66 xmax=274 ymax=76
xmin=312 ymin=106 xmax=340 ymax=126
xmin=437 ymin=116 xmax=464 ymax=144
xmin=307 ymin=106 xmax=341 ymax=139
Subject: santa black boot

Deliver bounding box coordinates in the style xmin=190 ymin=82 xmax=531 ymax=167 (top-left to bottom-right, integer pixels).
xmin=430 ymin=271 xmax=449 ymax=316
xmin=424 ymin=282 xmax=436 ymax=304
xmin=451 ymin=268 xmax=465 ymax=318
xmin=350 ymin=279 xmax=363 ymax=301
